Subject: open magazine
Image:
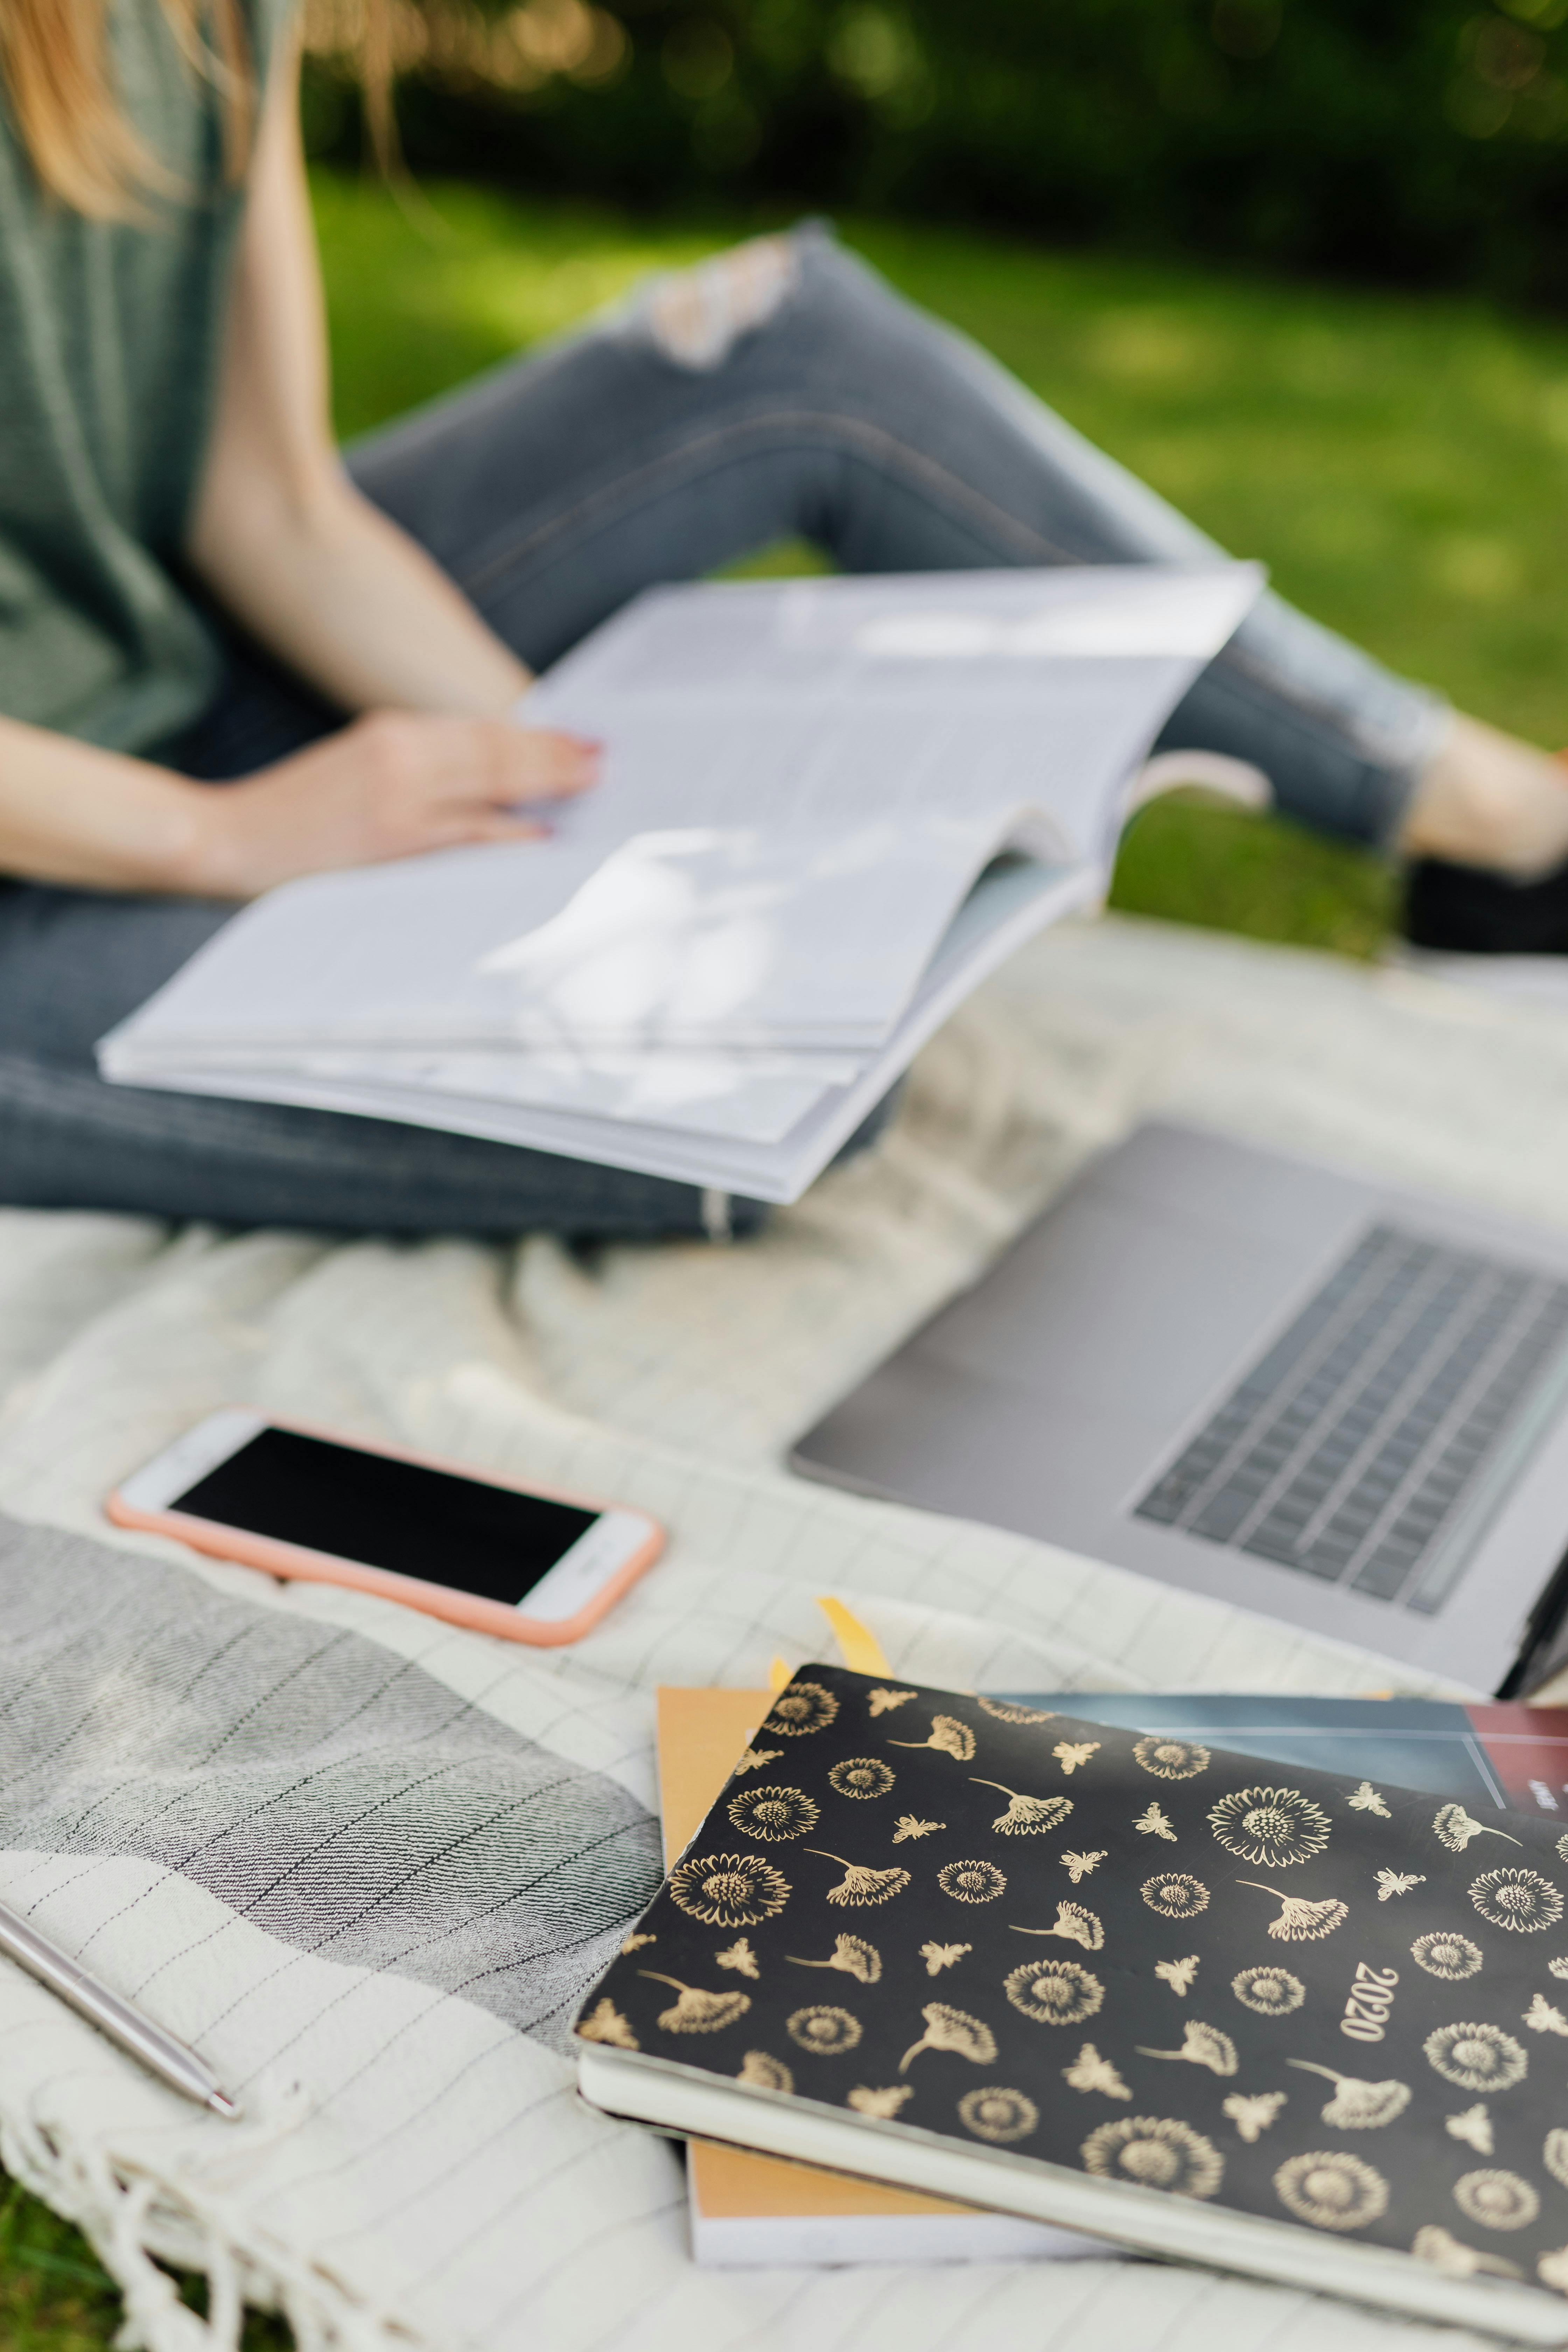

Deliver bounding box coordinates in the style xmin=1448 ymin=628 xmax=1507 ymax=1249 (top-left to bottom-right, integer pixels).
xmin=100 ymin=562 xmax=1262 ymax=1204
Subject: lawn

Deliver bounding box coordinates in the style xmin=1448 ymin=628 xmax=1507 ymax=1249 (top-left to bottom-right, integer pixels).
xmin=16 ymin=180 xmax=1568 ymax=2343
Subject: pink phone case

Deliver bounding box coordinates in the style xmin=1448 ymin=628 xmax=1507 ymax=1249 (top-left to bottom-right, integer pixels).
xmin=105 ymin=1416 xmax=664 ymax=1648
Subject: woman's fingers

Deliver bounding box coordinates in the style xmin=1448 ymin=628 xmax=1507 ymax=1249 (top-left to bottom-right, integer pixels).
xmin=348 ymin=711 xmax=603 ymax=812
xmin=425 ymin=717 xmax=602 ymax=808
xmin=496 ymin=725 xmax=603 ymax=805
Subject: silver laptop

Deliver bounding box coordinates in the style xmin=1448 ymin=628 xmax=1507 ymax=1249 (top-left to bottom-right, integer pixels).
xmin=790 ymin=1123 xmax=1568 ymax=1694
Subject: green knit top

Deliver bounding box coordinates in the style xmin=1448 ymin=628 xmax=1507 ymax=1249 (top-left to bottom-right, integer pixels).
xmin=0 ymin=0 xmax=290 ymax=751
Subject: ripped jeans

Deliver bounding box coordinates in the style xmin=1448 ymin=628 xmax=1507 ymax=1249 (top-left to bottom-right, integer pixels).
xmin=0 ymin=223 xmax=1448 ymax=1236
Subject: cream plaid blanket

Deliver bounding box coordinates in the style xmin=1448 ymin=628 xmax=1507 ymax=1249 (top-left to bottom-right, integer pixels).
xmin=2 ymin=912 xmax=1566 ymax=2352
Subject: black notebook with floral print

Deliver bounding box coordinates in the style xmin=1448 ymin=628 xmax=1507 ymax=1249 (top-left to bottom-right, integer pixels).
xmin=575 ymin=1665 xmax=1568 ymax=2338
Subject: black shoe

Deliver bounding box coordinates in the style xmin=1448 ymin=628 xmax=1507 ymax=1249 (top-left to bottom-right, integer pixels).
xmin=1404 ymin=856 xmax=1568 ymax=956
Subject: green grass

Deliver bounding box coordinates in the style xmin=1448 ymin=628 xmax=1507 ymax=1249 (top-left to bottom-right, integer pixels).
xmin=311 ymin=173 xmax=1568 ymax=958
xmin=0 ymin=2172 xmax=288 ymax=2352
xmin=0 ymin=2178 xmax=125 ymax=2352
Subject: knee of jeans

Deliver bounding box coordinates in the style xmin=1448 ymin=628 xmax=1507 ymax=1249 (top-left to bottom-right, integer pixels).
xmin=625 ymin=232 xmax=806 ymax=372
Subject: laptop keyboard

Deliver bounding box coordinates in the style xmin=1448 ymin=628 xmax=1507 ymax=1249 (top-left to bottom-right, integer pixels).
xmin=1134 ymin=1224 xmax=1568 ymax=1611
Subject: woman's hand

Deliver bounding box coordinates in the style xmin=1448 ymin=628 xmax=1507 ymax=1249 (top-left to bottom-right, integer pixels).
xmin=182 ymin=712 xmax=600 ymax=897
xmin=0 ymin=710 xmax=599 ymax=898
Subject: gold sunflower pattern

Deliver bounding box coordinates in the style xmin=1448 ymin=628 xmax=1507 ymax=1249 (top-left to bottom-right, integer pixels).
xmin=763 ymin=1682 xmax=840 ymax=1738
xmin=1274 ymin=2150 xmax=1389 ymax=2231
xmin=584 ymin=1669 xmax=1568 ymax=2285
xmin=1411 ymin=1930 xmax=1483 ymax=1980
xmin=1469 ymin=1867 xmax=1565 ymax=1934
xmin=1453 ymin=2170 xmax=1540 ymax=2231
xmin=938 ymin=1858 xmax=1007 ymax=1904
xmin=828 ymin=1757 xmax=897 ymax=1801
xmin=1208 ymin=1786 xmax=1332 ymax=1870
xmin=1231 ymin=1965 xmax=1305 ymax=2016
xmin=668 ymin=1853 xmax=792 ymax=1928
xmin=1424 ymin=2022 xmax=1530 ymax=2093
xmin=1134 ymin=1736 xmax=1211 ymax=1782
xmin=1081 ymin=2116 xmax=1224 ymax=2199
xmin=959 ymin=2086 xmax=1040 ymax=2144
xmin=1004 ymin=1958 xmax=1105 ymax=2026
xmin=1141 ymin=1872 xmax=1210 ymax=1920
xmin=786 ymin=2005 xmax=864 ymax=2056
xmin=726 ymin=1786 xmax=820 ymax=1842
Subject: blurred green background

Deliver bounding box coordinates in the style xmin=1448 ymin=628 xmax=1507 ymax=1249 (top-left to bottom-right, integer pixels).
xmin=303 ymin=0 xmax=1568 ymax=305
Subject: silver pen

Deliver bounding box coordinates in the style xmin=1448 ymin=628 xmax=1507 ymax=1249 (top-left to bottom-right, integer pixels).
xmin=0 ymin=1898 xmax=242 ymax=2119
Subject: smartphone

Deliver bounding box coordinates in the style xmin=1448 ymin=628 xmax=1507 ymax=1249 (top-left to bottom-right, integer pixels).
xmin=106 ymin=1409 xmax=664 ymax=1647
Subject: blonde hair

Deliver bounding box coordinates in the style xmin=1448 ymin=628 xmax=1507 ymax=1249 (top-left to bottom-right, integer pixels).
xmin=0 ymin=0 xmax=254 ymax=219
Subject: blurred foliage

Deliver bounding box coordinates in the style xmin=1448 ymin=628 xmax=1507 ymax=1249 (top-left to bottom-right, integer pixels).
xmin=303 ymin=0 xmax=1568 ymax=305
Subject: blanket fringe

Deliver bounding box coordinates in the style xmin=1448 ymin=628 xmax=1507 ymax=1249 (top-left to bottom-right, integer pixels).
xmin=0 ymin=2081 xmax=428 ymax=2352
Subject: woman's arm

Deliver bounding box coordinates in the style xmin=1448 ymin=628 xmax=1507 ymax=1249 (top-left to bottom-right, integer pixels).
xmin=0 ymin=30 xmax=595 ymax=898
xmin=0 ymin=709 xmax=589 ymax=895
xmin=184 ymin=24 xmax=529 ymax=716
xmin=0 ymin=28 xmax=594 ymax=898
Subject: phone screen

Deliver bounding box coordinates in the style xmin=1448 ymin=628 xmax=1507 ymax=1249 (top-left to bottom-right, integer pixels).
xmin=172 ymin=1427 xmax=599 ymax=1603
